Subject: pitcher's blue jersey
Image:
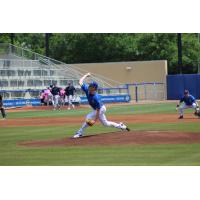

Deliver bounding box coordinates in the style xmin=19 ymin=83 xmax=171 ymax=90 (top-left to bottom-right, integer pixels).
xmin=81 ymin=83 xmax=103 ymax=110
xmin=180 ymin=95 xmax=196 ymax=106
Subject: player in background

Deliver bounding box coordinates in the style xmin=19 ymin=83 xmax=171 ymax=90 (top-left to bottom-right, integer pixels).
xmin=65 ymin=82 xmax=76 ymax=110
xmin=0 ymin=95 xmax=6 ymax=120
xmin=51 ymin=83 xmax=60 ymax=110
xmin=73 ymin=73 xmax=130 ymax=138
xmin=59 ymin=88 xmax=66 ymax=107
xmin=40 ymin=90 xmax=46 ymax=106
xmin=45 ymin=87 xmax=53 ymax=106
xmin=176 ymin=90 xmax=200 ymax=119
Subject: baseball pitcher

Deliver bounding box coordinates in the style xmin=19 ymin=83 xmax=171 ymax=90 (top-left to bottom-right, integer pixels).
xmin=73 ymin=73 xmax=130 ymax=138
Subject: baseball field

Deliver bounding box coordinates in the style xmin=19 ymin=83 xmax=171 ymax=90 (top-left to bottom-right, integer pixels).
xmin=1 ymin=102 xmax=200 ymax=166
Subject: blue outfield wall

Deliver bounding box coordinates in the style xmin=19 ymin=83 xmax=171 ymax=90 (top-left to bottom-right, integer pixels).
xmin=167 ymin=74 xmax=200 ymax=100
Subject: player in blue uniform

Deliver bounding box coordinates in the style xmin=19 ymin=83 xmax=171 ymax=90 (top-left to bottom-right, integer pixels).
xmin=73 ymin=73 xmax=130 ymax=138
xmin=176 ymin=90 xmax=199 ymax=119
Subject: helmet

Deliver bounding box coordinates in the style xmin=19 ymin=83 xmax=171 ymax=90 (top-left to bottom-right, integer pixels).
xmin=184 ymin=90 xmax=189 ymax=95
xmin=89 ymin=81 xmax=98 ymax=90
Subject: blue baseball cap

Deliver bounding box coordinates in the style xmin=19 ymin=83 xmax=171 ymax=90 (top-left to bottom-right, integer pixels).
xmin=89 ymin=81 xmax=98 ymax=90
xmin=184 ymin=90 xmax=189 ymax=95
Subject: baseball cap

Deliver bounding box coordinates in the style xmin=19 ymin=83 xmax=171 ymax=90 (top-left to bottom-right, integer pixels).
xmin=184 ymin=90 xmax=189 ymax=95
xmin=89 ymin=81 xmax=98 ymax=90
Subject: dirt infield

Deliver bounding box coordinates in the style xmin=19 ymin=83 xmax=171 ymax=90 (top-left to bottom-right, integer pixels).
xmin=19 ymin=131 xmax=200 ymax=147
xmin=0 ymin=113 xmax=199 ymax=127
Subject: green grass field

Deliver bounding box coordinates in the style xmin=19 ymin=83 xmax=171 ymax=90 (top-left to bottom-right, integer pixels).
xmin=1 ymin=102 xmax=200 ymax=166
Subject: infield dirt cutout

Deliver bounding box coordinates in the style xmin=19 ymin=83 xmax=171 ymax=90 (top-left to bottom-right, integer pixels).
xmin=19 ymin=131 xmax=200 ymax=147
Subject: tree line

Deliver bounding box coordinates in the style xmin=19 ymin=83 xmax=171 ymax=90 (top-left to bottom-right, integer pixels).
xmin=0 ymin=33 xmax=199 ymax=74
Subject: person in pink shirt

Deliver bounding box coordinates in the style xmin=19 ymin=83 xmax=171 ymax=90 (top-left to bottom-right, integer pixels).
xmin=59 ymin=88 xmax=66 ymax=107
xmin=44 ymin=87 xmax=53 ymax=106
xmin=40 ymin=90 xmax=46 ymax=105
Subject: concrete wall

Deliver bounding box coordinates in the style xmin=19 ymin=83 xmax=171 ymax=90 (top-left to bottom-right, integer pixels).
xmin=73 ymin=60 xmax=168 ymax=85
xmin=73 ymin=60 xmax=168 ymax=101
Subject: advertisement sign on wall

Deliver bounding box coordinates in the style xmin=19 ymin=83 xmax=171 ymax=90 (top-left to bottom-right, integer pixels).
xmin=3 ymin=95 xmax=131 ymax=107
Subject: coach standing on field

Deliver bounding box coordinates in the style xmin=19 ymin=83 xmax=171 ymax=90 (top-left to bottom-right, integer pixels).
xmin=0 ymin=95 xmax=6 ymax=120
xmin=65 ymin=82 xmax=76 ymax=110
xmin=51 ymin=83 xmax=60 ymax=110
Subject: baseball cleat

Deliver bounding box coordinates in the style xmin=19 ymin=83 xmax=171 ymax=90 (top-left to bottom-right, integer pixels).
xmin=73 ymin=133 xmax=83 ymax=138
xmin=194 ymin=111 xmax=198 ymax=116
xmin=178 ymin=115 xmax=183 ymax=119
xmin=120 ymin=122 xmax=130 ymax=131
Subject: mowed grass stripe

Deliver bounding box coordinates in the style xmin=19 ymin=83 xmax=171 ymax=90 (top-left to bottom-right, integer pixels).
xmin=1 ymin=143 xmax=200 ymax=165
xmin=6 ymin=102 xmax=180 ymax=119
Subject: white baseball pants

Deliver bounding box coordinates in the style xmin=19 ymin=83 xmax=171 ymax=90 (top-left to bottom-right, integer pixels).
xmin=179 ymin=102 xmax=197 ymax=115
xmin=76 ymin=105 xmax=125 ymax=135
xmin=52 ymin=95 xmax=60 ymax=108
xmin=47 ymin=94 xmax=53 ymax=106
xmin=66 ymin=95 xmax=74 ymax=108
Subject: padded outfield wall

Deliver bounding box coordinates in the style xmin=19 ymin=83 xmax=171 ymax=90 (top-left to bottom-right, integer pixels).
xmin=167 ymin=74 xmax=200 ymax=100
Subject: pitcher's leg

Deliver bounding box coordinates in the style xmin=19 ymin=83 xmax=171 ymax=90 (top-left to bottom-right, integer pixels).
xmin=74 ymin=110 xmax=96 ymax=137
xmin=99 ymin=106 xmax=129 ymax=130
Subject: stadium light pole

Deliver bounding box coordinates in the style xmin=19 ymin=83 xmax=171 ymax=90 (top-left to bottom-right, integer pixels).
xmin=10 ymin=33 xmax=15 ymax=53
xmin=10 ymin=33 xmax=14 ymax=45
xmin=198 ymin=33 xmax=200 ymax=74
xmin=177 ymin=33 xmax=183 ymax=74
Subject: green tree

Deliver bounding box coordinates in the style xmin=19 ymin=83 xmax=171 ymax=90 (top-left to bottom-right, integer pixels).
xmin=0 ymin=33 xmax=200 ymax=74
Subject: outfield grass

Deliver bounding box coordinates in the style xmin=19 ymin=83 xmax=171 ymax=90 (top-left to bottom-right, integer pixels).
xmin=6 ymin=102 xmax=186 ymax=119
xmin=1 ymin=102 xmax=200 ymax=166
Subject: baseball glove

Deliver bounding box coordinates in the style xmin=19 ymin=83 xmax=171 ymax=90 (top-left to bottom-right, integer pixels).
xmin=86 ymin=119 xmax=95 ymax=126
xmin=194 ymin=106 xmax=200 ymax=117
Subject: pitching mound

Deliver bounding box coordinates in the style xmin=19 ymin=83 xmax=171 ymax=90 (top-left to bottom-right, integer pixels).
xmin=19 ymin=131 xmax=200 ymax=147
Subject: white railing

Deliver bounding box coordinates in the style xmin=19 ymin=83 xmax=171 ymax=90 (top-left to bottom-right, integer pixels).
xmin=0 ymin=43 xmax=123 ymax=87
